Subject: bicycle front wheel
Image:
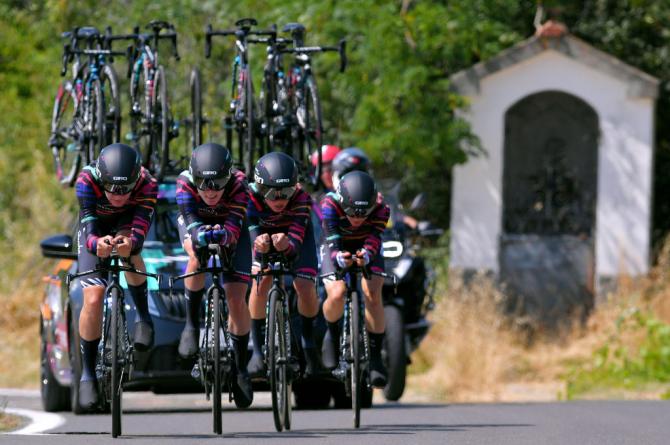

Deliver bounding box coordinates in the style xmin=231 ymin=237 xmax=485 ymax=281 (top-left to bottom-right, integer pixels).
xmin=102 ymin=63 xmax=121 ymax=145
xmin=110 ymin=287 xmax=123 ymax=438
xmin=190 ymin=67 xmax=203 ymax=148
xmin=49 ymin=80 xmax=82 ymax=187
xmin=151 ymin=65 xmax=170 ymax=180
xmin=87 ymin=79 xmax=106 ymax=164
xmin=242 ymin=71 xmax=256 ymax=176
xmin=268 ymin=288 xmax=289 ymax=432
xmin=212 ymin=286 xmax=222 ymax=435
xmin=350 ymin=290 xmax=361 ymax=428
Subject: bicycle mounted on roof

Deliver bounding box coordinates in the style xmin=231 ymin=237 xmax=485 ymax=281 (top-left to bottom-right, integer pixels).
xmin=49 ymin=26 xmax=127 ymax=186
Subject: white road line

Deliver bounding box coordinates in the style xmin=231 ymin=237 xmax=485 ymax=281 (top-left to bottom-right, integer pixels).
xmin=0 ymin=388 xmax=39 ymax=398
xmin=3 ymin=408 xmax=65 ymax=435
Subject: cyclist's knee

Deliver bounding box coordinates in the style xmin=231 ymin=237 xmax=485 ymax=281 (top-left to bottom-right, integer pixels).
xmin=82 ymin=286 xmax=105 ymax=309
xmin=294 ymin=277 xmax=316 ymax=298
xmin=325 ymin=281 xmax=346 ymax=302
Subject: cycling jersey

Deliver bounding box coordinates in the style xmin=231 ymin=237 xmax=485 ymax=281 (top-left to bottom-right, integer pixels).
xmin=75 ymin=164 xmax=158 ymax=255
xmin=176 ymin=169 xmax=249 ymax=247
xmin=321 ymin=191 xmax=390 ymax=262
xmin=247 ymin=185 xmax=312 ymax=258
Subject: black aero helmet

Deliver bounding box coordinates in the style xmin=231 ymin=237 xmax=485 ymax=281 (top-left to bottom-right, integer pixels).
xmin=189 ymin=143 xmax=233 ymax=191
xmin=332 ymin=147 xmax=370 ymax=177
xmin=96 ymin=143 xmax=142 ymax=195
xmin=253 ymin=152 xmax=298 ymax=200
xmin=336 ymin=170 xmax=378 ymax=217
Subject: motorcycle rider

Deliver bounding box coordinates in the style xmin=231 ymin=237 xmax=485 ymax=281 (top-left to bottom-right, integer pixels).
xmin=175 ymin=142 xmax=254 ymax=408
xmin=320 ymin=171 xmax=390 ymax=387
xmin=75 ymin=143 xmax=158 ymax=409
xmin=246 ymin=152 xmax=323 ymax=378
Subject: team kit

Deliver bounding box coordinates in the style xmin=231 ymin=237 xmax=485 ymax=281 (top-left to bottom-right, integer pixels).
xmin=74 ymin=142 xmax=391 ymax=411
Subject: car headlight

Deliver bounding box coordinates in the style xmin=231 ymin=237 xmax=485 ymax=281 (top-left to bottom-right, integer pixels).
xmin=382 ymin=240 xmax=403 ymax=259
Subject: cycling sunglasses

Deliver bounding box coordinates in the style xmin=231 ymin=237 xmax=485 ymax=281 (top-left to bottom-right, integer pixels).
xmin=103 ymin=181 xmax=137 ymax=195
xmin=257 ymin=184 xmax=297 ymax=201
xmin=342 ymin=205 xmax=374 ymax=218
xmin=195 ymin=173 xmax=231 ymax=191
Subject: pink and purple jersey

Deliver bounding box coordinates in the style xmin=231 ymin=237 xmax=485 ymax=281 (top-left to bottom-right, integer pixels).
xmin=321 ymin=191 xmax=390 ymax=261
xmin=247 ymin=185 xmax=312 ymax=258
xmin=75 ymin=165 xmax=158 ymax=254
xmin=176 ymin=169 xmax=249 ymax=246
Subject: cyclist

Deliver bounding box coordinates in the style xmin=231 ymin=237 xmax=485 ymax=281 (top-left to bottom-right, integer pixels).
xmin=310 ymin=144 xmax=341 ymax=192
xmin=246 ymin=152 xmax=322 ymax=378
xmin=175 ymin=142 xmax=253 ymax=408
xmin=332 ymin=146 xmax=419 ymax=231
xmin=320 ymin=171 xmax=390 ymax=387
xmin=75 ymin=143 xmax=158 ymax=409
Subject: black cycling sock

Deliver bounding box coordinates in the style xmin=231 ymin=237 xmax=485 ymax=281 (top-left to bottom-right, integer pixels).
xmin=368 ymin=331 xmax=385 ymax=359
xmin=300 ymin=315 xmax=316 ymax=349
xmin=80 ymin=337 xmax=101 ymax=382
xmin=128 ymin=282 xmax=151 ymax=324
xmin=326 ymin=319 xmax=341 ymax=346
xmin=184 ymin=288 xmax=204 ymax=329
xmin=230 ymin=332 xmax=250 ymax=374
xmin=250 ymin=318 xmax=266 ymax=357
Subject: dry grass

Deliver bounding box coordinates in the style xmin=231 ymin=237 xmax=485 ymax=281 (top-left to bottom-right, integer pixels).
xmin=407 ymin=241 xmax=670 ymax=402
xmin=0 ymin=398 xmax=23 ymax=432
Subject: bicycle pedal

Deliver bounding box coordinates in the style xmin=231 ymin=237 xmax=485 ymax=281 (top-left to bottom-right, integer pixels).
xmin=191 ymin=363 xmax=201 ymax=380
xmin=332 ymin=364 xmax=347 ymax=381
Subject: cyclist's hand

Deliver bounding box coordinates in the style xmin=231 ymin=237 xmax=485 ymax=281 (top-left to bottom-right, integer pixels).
xmin=355 ymin=248 xmax=371 ymax=266
xmin=336 ymin=251 xmax=353 ymax=269
xmin=254 ymin=233 xmax=271 ymax=253
xmin=97 ymin=235 xmax=114 ymax=258
xmin=271 ymin=233 xmax=290 ymax=252
xmin=113 ymin=235 xmax=133 ymax=257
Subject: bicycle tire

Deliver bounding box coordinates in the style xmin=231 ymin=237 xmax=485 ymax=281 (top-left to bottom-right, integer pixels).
xmin=49 ymin=81 xmax=82 ymax=187
xmin=299 ymin=76 xmax=323 ymax=173
xmin=268 ymin=287 xmax=287 ymax=432
xmin=102 ymin=63 xmax=121 ymax=144
xmin=151 ymin=65 xmax=170 ymax=180
xmin=244 ymin=69 xmax=255 ymax=176
xmin=87 ymin=80 xmax=106 ymax=164
xmin=190 ymin=67 xmax=202 ymax=148
xmin=212 ymin=286 xmax=222 ymax=435
xmin=129 ymin=57 xmax=148 ymax=162
xmin=351 ymin=290 xmax=361 ymax=428
xmin=110 ymin=286 xmax=123 ymax=438
xmin=258 ymin=66 xmax=276 ymax=157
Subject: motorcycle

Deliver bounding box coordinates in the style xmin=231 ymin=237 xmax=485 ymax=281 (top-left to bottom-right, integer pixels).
xmin=380 ymin=184 xmax=442 ymax=401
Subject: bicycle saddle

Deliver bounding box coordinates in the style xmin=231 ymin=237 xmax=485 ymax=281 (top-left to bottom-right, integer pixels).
xmin=282 ymin=23 xmax=305 ymax=33
xmin=147 ymin=20 xmax=172 ymax=31
xmin=235 ymin=18 xmax=258 ymax=28
xmin=76 ymin=27 xmax=100 ymax=39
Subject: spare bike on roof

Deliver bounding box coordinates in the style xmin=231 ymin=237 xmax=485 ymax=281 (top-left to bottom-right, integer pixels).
xmin=49 ymin=26 xmax=126 ymax=186
xmin=105 ymin=20 xmax=180 ymax=181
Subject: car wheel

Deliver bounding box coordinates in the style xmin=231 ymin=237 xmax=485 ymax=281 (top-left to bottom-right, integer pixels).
xmin=69 ymin=316 xmax=87 ymax=415
xmin=383 ymin=304 xmax=407 ymax=401
xmin=40 ymin=319 xmax=70 ymax=412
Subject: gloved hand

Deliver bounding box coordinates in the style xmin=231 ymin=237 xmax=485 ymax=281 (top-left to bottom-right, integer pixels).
xmin=356 ymin=248 xmax=371 ymax=266
xmin=335 ymin=251 xmax=353 ymax=269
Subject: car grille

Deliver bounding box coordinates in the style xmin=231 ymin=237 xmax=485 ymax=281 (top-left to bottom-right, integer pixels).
xmin=155 ymin=290 xmax=187 ymax=320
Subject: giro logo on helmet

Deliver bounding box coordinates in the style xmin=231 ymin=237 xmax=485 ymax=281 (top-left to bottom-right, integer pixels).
xmin=202 ymin=170 xmax=218 ymax=175
xmin=113 ymin=176 xmax=128 ymax=181
xmin=275 ymin=178 xmax=290 ymax=183
xmin=354 ymin=201 xmax=369 ymax=206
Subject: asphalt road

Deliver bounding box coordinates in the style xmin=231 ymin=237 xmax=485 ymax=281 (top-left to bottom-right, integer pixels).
xmin=2 ymin=389 xmax=670 ymax=444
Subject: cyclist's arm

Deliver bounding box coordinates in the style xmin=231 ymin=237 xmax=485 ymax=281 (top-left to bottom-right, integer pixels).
xmin=128 ymin=168 xmax=158 ymax=255
xmin=362 ymin=198 xmax=390 ymax=258
xmin=219 ymin=171 xmax=249 ymax=246
xmin=75 ymin=166 xmax=102 ymax=254
xmin=176 ymin=174 xmax=208 ymax=247
xmin=284 ymin=191 xmax=312 ymax=258
xmin=321 ymin=193 xmax=344 ymax=263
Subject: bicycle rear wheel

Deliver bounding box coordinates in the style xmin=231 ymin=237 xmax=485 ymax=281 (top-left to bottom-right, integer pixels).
xmin=243 ymin=70 xmax=256 ymax=176
xmin=212 ymin=286 xmax=222 ymax=435
xmin=87 ymin=80 xmax=106 ymax=164
xmin=351 ymin=291 xmax=361 ymax=428
xmin=190 ymin=67 xmax=202 ymax=148
xmin=49 ymin=81 xmax=82 ymax=187
xmin=268 ymin=288 xmax=289 ymax=432
xmin=297 ymin=76 xmax=323 ymax=180
xmin=151 ymin=65 xmax=170 ymax=180
xmin=110 ymin=287 xmax=123 ymax=438
xmin=102 ymin=64 xmax=121 ymax=145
